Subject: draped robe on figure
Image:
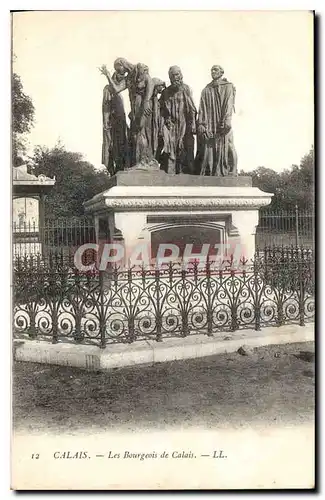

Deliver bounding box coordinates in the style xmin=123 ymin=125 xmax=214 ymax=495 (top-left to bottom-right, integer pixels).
xmin=151 ymin=78 xmax=165 ymax=160
xmin=159 ymin=84 xmax=197 ymax=174
xmin=125 ymin=66 xmax=162 ymax=166
xmin=195 ymin=78 xmax=237 ymax=176
xmin=101 ymin=72 xmax=129 ymax=174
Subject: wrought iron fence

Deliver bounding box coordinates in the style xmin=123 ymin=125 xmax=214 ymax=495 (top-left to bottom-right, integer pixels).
xmin=13 ymin=247 xmax=315 ymax=348
xmin=13 ymin=208 xmax=315 ymax=261
xmin=256 ymin=206 xmax=314 ymax=248
xmin=13 ymin=216 xmax=96 ymax=258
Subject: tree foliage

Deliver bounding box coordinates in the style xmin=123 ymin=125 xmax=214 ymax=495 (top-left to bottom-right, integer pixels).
xmin=240 ymin=147 xmax=314 ymax=210
xmin=33 ymin=144 xmax=112 ymax=218
xmin=12 ymin=72 xmax=35 ymax=166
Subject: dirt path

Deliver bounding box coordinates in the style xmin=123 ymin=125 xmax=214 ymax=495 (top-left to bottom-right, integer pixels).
xmin=12 ymin=341 xmax=315 ymax=435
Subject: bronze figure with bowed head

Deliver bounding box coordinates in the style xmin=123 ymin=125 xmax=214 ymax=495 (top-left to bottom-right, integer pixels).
xmin=158 ymin=66 xmax=197 ymax=175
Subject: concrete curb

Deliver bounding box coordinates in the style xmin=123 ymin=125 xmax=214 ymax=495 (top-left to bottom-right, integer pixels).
xmin=14 ymin=323 xmax=314 ymax=371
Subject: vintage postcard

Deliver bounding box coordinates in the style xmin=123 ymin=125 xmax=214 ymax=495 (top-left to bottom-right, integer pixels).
xmin=11 ymin=10 xmax=315 ymax=490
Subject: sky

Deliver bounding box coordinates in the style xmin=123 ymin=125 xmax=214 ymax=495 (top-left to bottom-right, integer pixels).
xmin=12 ymin=10 xmax=314 ymax=172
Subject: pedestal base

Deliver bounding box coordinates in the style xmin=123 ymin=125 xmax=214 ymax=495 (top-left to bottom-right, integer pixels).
xmin=84 ymin=171 xmax=273 ymax=267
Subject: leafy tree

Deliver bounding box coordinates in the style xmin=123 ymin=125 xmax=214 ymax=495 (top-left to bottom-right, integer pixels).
xmin=12 ymin=72 xmax=35 ymax=166
xmin=32 ymin=144 xmax=111 ymax=218
xmin=281 ymin=147 xmax=314 ymax=209
xmin=241 ymin=147 xmax=314 ymax=210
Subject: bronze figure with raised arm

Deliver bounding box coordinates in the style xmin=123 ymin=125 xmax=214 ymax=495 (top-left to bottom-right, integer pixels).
xmin=100 ymin=58 xmax=157 ymax=167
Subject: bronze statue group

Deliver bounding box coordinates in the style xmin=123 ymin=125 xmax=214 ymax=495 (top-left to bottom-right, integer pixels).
xmin=100 ymin=58 xmax=237 ymax=177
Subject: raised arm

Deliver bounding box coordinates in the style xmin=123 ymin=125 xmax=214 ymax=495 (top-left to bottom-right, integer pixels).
xmin=99 ymin=65 xmax=127 ymax=94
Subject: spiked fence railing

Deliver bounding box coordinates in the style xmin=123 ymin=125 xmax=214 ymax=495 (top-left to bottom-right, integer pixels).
xmin=13 ymin=247 xmax=315 ymax=347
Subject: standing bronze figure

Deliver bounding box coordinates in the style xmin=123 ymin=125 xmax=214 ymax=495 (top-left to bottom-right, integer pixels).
xmin=151 ymin=78 xmax=166 ymax=161
xmin=195 ymin=65 xmax=238 ymax=176
xmin=159 ymin=66 xmax=197 ymax=174
xmin=101 ymin=63 xmax=129 ymax=175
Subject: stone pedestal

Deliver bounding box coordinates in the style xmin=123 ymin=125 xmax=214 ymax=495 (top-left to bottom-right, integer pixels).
xmin=84 ymin=170 xmax=273 ymax=267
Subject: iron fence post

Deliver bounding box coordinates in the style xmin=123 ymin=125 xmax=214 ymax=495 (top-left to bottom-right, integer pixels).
xmin=206 ymin=260 xmax=213 ymax=336
xmin=73 ymin=269 xmax=82 ymax=342
xmin=52 ymin=307 xmax=58 ymax=344
xmin=181 ymin=265 xmax=189 ymax=337
xmin=295 ymin=204 xmax=299 ymax=247
xmin=99 ymin=270 xmax=106 ymax=348
xmin=49 ymin=264 xmax=58 ymax=343
xmin=298 ymin=256 xmax=305 ymax=327
xmin=155 ymin=268 xmax=162 ymax=342
xmin=230 ymin=269 xmax=239 ymax=331
xmin=253 ymin=259 xmax=261 ymax=331
xmin=127 ymin=267 xmax=135 ymax=343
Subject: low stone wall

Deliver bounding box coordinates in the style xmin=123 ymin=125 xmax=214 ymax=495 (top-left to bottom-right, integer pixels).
xmin=13 ymin=323 xmax=314 ymax=371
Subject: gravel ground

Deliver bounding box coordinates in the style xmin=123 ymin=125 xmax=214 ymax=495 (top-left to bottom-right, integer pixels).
xmin=12 ymin=341 xmax=315 ymax=435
